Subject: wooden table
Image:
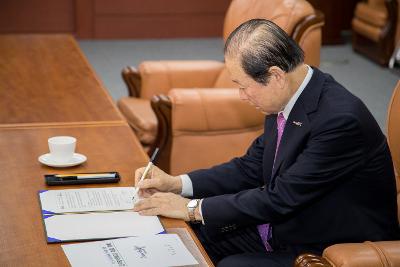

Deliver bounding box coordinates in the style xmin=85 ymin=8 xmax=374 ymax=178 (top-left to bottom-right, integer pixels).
xmin=0 ymin=34 xmax=213 ymax=266
xmin=0 ymin=34 xmax=124 ymax=124
xmin=0 ymin=123 xmax=213 ymax=266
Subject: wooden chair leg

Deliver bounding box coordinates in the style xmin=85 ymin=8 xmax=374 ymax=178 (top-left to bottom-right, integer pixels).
xmin=294 ymin=253 xmax=333 ymax=267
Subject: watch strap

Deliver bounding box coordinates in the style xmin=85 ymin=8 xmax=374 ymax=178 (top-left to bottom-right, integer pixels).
xmin=188 ymin=199 xmax=200 ymax=222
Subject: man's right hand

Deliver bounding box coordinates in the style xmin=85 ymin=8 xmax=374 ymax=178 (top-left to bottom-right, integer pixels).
xmin=135 ymin=165 xmax=182 ymax=198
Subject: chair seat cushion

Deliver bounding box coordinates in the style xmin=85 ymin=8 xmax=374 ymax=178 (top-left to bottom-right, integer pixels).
xmin=352 ymin=17 xmax=383 ymax=42
xmin=117 ymin=97 xmax=157 ymax=145
xmin=354 ymin=2 xmax=388 ymax=28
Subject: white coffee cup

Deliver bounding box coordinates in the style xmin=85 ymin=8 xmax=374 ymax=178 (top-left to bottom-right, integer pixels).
xmin=48 ymin=136 xmax=76 ymax=163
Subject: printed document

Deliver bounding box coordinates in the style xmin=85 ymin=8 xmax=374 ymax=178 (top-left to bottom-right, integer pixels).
xmin=62 ymin=234 xmax=198 ymax=267
xmin=39 ymin=187 xmax=135 ymax=214
xmin=38 ymin=187 xmax=163 ymax=243
xmin=43 ymin=211 xmax=164 ymax=242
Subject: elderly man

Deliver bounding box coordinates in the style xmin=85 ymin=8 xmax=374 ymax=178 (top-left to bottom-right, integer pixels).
xmin=133 ymin=19 xmax=400 ymax=266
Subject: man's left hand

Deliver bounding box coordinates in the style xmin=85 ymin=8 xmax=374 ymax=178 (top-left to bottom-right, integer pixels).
xmin=133 ymin=192 xmax=190 ymax=221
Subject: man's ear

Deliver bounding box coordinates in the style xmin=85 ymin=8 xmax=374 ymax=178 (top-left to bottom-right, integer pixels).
xmin=268 ymin=66 xmax=286 ymax=87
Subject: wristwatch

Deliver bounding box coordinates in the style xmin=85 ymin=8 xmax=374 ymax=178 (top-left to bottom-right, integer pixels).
xmin=187 ymin=199 xmax=200 ymax=222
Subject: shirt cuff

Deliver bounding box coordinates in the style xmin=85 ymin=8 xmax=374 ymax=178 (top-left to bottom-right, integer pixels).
xmin=180 ymin=174 xmax=193 ymax=197
xmin=199 ymin=199 xmax=205 ymax=225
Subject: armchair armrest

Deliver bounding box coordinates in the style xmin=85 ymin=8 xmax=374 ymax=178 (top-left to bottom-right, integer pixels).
xmin=123 ymin=60 xmax=225 ymax=100
xmin=151 ymin=88 xmax=264 ymax=174
xmin=295 ymin=241 xmax=400 ymax=267
xmin=295 ymin=253 xmax=332 ymax=267
xmin=117 ymin=97 xmax=158 ymax=145
xmin=122 ymin=66 xmax=142 ymax=97
xmin=293 ymin=10 xmax=325 ymax=67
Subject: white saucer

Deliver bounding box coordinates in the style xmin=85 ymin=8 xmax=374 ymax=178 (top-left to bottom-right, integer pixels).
xmin=38 ymin=153 xmax=87 ymax=168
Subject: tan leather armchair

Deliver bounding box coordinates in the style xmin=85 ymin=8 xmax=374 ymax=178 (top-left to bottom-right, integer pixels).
xmin=294 ymin=81 xmax=400 ymax=267
xmin=352 ymin=0 xmax=398 ymax=65
xmin=150 ymin=89 xmax=265 ymax=175
xmin=117 ymin=0 xmax=324 ymax=153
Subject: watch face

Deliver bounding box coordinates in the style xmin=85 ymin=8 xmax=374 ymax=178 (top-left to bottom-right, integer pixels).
xmin=188 ymin=200 xmax=198 ymax=208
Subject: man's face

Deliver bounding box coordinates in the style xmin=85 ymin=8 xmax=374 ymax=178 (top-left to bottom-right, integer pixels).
xmin=225 ymin=57 xmax=290 ymax=115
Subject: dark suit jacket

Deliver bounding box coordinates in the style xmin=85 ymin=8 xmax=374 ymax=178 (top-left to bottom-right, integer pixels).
xmin=188 ymin=68 xmax=400 ymax=251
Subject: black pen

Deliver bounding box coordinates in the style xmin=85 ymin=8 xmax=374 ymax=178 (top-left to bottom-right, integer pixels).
xmin=55 ymin=173 xmax=117 ymax=180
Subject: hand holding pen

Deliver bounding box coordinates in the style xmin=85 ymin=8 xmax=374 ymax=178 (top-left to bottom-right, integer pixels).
xmin=133 ymin=148 xmax=159 ymax=201
xmin=133 ymin=149 xmax=184 ymax=200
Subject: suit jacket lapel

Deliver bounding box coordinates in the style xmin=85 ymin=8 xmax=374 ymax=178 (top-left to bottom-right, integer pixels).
xmin=263 ymin=115 xmax=278 ymax=185
xmin=270 ymin=67 xmax=326 ymax=179
xmin=271 ymin=107 xmax=310 ymax=179
xmin=267 ymin=67 xmax=327 ymax=181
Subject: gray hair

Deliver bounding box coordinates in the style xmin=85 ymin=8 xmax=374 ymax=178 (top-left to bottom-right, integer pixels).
xmin=224 ymin=19 xmax=304 ymax=84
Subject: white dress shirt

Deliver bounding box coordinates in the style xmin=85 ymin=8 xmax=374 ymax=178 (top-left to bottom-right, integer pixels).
xmin=180 ymin=65 xmax=314 ymax=223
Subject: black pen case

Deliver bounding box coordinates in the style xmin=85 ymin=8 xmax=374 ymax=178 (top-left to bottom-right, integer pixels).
xmin=45 ymin=172 xmax=120 ymax=185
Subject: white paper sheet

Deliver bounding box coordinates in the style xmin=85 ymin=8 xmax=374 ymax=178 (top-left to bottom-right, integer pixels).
xmin=62 ymin=234 xmax=198 ymax=267
xmin=39 ymin=187 xmax=135 ymax=214
xmin=44 ymin=211 xmax=164 ymax=242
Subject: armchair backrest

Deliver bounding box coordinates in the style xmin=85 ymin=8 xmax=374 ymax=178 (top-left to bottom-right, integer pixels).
xmin=223 ymin=0 xmax=315 ymax=41
xmin=126 ymin=0 xmax=324 ymax=98
xmin=214 ymin=0 xmax=324 ymax=88
xmin=151 ymin=89 xmax=264 ymax=175
xmin=387 ymin=81 xmax=400 ymax=221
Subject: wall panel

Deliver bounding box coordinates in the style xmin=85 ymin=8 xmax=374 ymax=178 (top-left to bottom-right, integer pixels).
xmin=90 ymin=0 xmax=230 ymax=39
xmin=0 ymin=0 xmax=74 ymax=33
xmin=308 ymin=0 xmax=359 ymax=44
xmin=94 ymin=14 xmax=225 ymax=39
xmin=94 ymin=0 xmax=230 ymax=15
xmin=0 ymin=0 xmax=231 ymax=39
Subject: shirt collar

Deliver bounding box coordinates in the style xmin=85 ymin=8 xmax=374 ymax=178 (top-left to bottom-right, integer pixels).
xmin=279 ymin=65 xmax=313 ymax=120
